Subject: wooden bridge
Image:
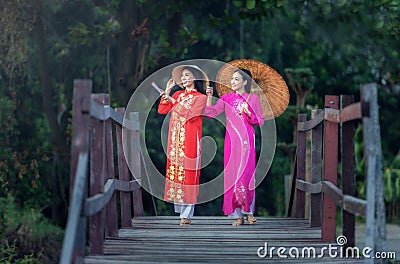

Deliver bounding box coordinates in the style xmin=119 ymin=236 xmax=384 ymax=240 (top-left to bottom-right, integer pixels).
xmin=60 ymin=80 xmax=387 ymax=263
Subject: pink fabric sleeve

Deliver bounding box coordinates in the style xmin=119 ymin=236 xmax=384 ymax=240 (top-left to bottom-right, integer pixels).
xmin=204 ymin=96 xmax=225 ymax=118
xmin=246 ymin=94 xmax=265 ymax=126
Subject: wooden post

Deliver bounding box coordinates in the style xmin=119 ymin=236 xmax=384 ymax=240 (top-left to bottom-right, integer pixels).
xmin=310 ymin=109 xmax=322 ymax=227
xmin=129 ymin=112 xmax=143 ymax=217
xmin=104 ymin=95 xmax=118 ymax=238
xmin=116 ymin=108 xmax=133 ymax=227
xmin=284 ymin=175 xmax=292 ymax=215
xmin=70 ymin=80 xmax=91 ymax=197
xmin=322 ymin=95 xmax=339 ymax=242
xmin=287 ymin=157 xmax=298 ymax=217
xmin=361 ymin=83 xmax=387 ymax=263
xmin=89 ymin=94 xmax=107 ymax=254
xmin=295 ymin=114 xmax=307 ymax=218
xmin=341 ymin=95 xmax=356 ymax=247
xmin=305 ymin=138 xmax=311 ymax=220
xmin=69 ymin=79 xmax=91 ymax=262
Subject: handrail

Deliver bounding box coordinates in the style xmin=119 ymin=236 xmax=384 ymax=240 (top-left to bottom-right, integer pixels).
xmin=87 ymin=94 xmax=143 ymax=254
xmin=325 ymin=102 xmax=366 ymax=123
xmin=297 ymin=110 xmax=324 ymax=131
xmin=84 ymin=178 xmax=141 ymax=216
xmin=288 ymin=89 xmax=384 ymax=248
xmin=297 ymin=101 xmax=369 ymax=132
xmin=295 ymin=179 xmax=322 ymax=194
xmin=60 ymin=153 xmax=88 ymax=264
xmin=90 ymin=99 xmax=124 ymax=125
xmin=295 ymin=179 xmax=366 ymax=217
xmin=90 ymin=99 xmax=139 ymax=130
xmin=61 ymin=81 xmax=145 ymax=262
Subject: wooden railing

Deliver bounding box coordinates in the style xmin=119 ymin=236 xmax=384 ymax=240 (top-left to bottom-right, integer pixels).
xmin=287 ymin=83 xmax=386 ymax=256
xmin=61 ymin=79 xmax=387 ymax=263
xmin=60 ymin=80 xmax=143 ymax=264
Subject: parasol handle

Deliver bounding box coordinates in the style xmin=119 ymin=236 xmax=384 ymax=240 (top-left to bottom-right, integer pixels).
xmin=240 ymin=93 xmax=251 ymax=115
xmin=151 ymin=82 xmax=176 ymax=103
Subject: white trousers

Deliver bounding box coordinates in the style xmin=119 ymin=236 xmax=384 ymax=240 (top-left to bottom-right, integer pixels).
xmin=174 ymin=204 xmax=195 ymax=219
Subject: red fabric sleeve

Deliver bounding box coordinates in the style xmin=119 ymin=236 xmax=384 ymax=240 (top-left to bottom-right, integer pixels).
xmin=174 ymin=93 xmax=207 ymax=120
xmin=158 ymin=91 xmax=180 ymax=114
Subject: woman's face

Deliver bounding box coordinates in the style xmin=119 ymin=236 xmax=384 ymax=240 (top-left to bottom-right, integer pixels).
xmin=231 ymin=71 xmax=247 ymax=92
xmin=181 ymin=69 xmax=196 ymax=88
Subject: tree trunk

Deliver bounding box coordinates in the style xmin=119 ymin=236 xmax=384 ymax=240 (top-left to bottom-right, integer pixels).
xmin=112 ymin=1 xmax=141 ymax=104
xmin=33 ymin=0 xmax=68 ymax=155
xmin=286 ymin=92 xmax=308 ymax=173
xmin=111 ymin=2 xmax=184 ymax=105
xmin=33 ymin=0 xmax=68 ymax=226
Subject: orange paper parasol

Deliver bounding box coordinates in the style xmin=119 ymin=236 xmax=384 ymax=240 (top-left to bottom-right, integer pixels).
xmin=216 ymin=59 xmax=289 ymax=119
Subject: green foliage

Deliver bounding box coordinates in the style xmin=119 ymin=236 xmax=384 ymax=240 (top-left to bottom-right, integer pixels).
xmin=284 ymin=68 xmax=316 ymax=91
xmin=354 ymin=124 xmax=366 ymax=199
xmin=153 ymin=200 xmax=174 ymax=216
xmin=245 ymin=0 xmax=256 ymax=10
xmin=383 ymin=155 xmax=400 ymax=219
xmin=68 ymin=17 xmax=121 ymax=47
xmin=0 ymin=1 xmax=33 ymax=77
xmin=0 ymin=195 xmax=63 ymax=263
xmin=3 ymin=195 xmax=63 ymax=239
xmin=232 ymin=0 xmax=286 ymax=19
xmin=0 ymin=242 xmax=43 ymax=264
xmin=0 ymin=108 xmax=54 ymax=209
xmin=354 ymin=116 xmax=400 ymax=222
xmin=379 ymin=88 xmax=400 ymax=161
xmin=0 ymin=175 xmax=6 ymax=239
xmin=0 ymin=94 xmax=17 ymax=141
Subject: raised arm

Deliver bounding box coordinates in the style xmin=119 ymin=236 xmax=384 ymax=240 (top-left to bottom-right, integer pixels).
xmin=158 ymin=78 xmax=177 ymax=114
xmin=204 ymin=95 xmax=226 ymax=118
xmin=158 ymin=91 xmax=179 ymax=114
xmin=174 ymin=93 xmax=207 ymax=120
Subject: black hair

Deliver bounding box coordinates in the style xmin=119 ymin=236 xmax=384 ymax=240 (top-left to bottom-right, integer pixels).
xmin=234 ymin=68 xmax=253 ymax=93
xmin=182 ymin=67 xmax=206 ymax=94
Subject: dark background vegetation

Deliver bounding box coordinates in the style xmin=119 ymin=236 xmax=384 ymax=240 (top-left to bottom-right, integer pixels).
xmin=1 ymin=0 xmax=399 ymax=262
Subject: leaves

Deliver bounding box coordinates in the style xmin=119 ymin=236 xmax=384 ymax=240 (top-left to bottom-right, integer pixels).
xmin=246 ymin=0 xmax=256 ymax=9
xmin=0 ymin=1 xmax=34 ymax=77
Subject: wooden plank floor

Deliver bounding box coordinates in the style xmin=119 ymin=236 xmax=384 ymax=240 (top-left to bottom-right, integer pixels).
xmin=84 ymin=216 xmax=365 ymax=263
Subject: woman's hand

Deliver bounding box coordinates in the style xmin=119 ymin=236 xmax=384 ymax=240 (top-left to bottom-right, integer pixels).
xmin=165 ymin=78 xmax=175 ymax=94
xmin=241 ymin=103 xmax=251 ymax=117
xmin=160 ymin=78 xmax=176 ymax=102
xmin=206 ymin=86 xmax=213 ymax=97
xmin=161 ymin=92 xmax=169 ymax=101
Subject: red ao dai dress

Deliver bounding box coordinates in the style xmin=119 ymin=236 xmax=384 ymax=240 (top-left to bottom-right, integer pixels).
xmin=158 ymin=90 xmax=207 ymax=207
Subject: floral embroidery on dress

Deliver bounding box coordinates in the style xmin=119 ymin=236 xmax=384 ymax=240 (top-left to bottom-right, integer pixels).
xmin=232 ymin=98 xmax=247 ymax=119
xmin=166 ymin=92 xmax=199 ymax=202
xmin=177 ymin=93 xmax=194 ymax=109
xmin=234 ymin=184 xmax=248 ymax=207
xmin=242 ymin=139 xmax=250 ymax=154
